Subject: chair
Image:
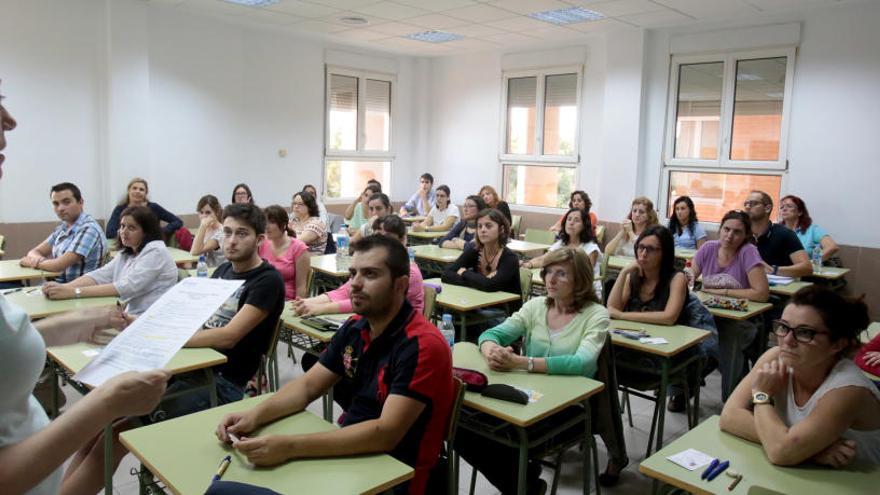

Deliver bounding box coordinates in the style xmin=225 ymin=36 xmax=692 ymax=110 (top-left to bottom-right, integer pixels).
xmin=524 ymin=228 xmax=556 ymax=245
xmin=595 ymin=224 xmax=606 ymax=244
xmin=423 ymin=284 xmax=437 ymax=323
xmin=258 ymin=317 xmax=284 ymax=394
xmin=510 ymin=215 xmax=522 ymax=239
xmin=519 ymin=267 xmax=533 ymax=304
xmin=326 ymin=212 xmax=343 ymax=234
xmin=324 ymin=232 xmax=337 ymax=254
xmin=0 ymin=234 xmax=5 ymax=259
xmin=445 ymin=377 xmax=467 ymax=495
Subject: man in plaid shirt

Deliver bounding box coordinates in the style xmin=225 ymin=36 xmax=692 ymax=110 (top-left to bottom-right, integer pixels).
xmin=19 ymin=182 xmax=106 ymax=282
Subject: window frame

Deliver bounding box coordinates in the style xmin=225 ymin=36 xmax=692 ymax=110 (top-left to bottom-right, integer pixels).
xmin=324 ymin=65 xmax=396 ymax=201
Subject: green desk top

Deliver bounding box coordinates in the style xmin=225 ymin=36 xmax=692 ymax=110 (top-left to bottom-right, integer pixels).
xmin=47 ymin=342 xmax=227 ymax=377
xmin=861 ymin=322 xmax=879 ymax=344
xmin=424 ymin=278 xmax=521 ymax=312
xmin=120 ymin=395 xmax=413 ymax=495
xmin=807 ymin=266 xmax=850 ymax=280
xmin=310 ymin=254 xmax=350 ymax=278
xmin=4 ymin=290 xmax=117 ymax=319
xmin=675 ymin=248 xmax=696 ymax=260
xmin=407 ymin=230 xmax=448 ymax=239
xmin=609 ymin=319 xmax=710 ymax=358
xmin=280 ymin=307 xmax=352 ymax=344
xmin=0 ymin=259 xmax=59 ymax=283
xmin=695 ymin=292 xmax=773 ymax=321
xmin=768 ymin=280 xmax=812 ymax=297
xmin=639 ymin=415 xmax=879 ymax=495
xmin=452 ymin=343 xmax=604 ymax=427
xmin=506 ymin=239 xmax=552 ymax=254
xmin=412 ymin=245 xmax=461 ymax=263
xmin=608 ymin=255 xmax=636 ymax=270
xmin=167 ymin=247 xmax=199 ymax=266
xmin=400 ymin=216 xmax=425 ymax=223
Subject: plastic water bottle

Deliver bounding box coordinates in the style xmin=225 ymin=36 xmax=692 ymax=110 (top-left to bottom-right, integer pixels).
xmin=336 ymin=225 xmax=349 ymax=253
xmin=684 ymin=260 xmax=695 ymax=292
xmin=408 ymin=247 xmax=416 ymax=265
xmin=439 ymin=313 xmax=455 ymax=349
xmin=811 ymin=245 xmax=823 ymax=275
xmin=196 ymin=255 xmax=209 ymax=278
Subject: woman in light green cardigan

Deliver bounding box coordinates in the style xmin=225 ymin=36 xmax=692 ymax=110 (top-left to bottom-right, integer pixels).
xmin=457 ymin=247 xmax=624 ymax=494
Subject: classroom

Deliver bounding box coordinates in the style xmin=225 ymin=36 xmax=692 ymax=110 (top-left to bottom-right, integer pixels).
xmin=1 ymin=0 xmax=879 ymax=494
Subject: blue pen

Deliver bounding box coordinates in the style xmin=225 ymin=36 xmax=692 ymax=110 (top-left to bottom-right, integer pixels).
xmin=706 ymin=460 xmax=729 ymax=481
xmin=701 ymin=458 xmax=719 ymax=480
xmin=212 ymin=455 xmax=231 ymax=482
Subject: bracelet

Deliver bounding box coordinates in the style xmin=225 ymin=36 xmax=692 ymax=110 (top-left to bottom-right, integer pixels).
xmin=527 ymin=357 xmax=535 ymax=372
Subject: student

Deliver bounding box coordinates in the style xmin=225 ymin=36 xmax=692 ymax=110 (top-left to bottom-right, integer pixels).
xmin=288 ymin=191 xmax=328 ymax=255
xmin=779 ymin=194 xmax=841 ymax=263
xmin=19 ymin=182 xmax=106 ymax=283
xmin=478 ymin=185 xmax=512 ymax=225
xmin=523 ymin=208 xmax=603 ymax=300
xmin=668 ymin=195 xmax=707 ymax=250
xmin=458 ymin=248 xmax=616 ymax=494
xmin=441 ymin=208 xmax=520 ymax=296
xmin=691 ymin=210 xmax=769 ymax=400
xmin=155 ymin=203 xmax=285 ymax=419
xmin=42 ymin=206 xmax=178 ymax=316
xmin=605 ymin=196 xmax=659 ymax=257
xmin=412 ymin=185 xmax=459 ymax=232
xmin=106 ymin=178 xmax=182 ymax=239
xmin=720 ymin=286 xmax=880 ymax=465
xmin=190 ymin=194 xmax=226 ymax=267
xmin=856 ymin=332 xmax=880 ymax=379
xmin=258 ymin=205 xmax=309 ymax=301
xmin=0 ymin=84 xmax=170 ymax=495
xmin=437 ymin=195 xmax=487 ymax=250
xmin=344 ymin=183 xmax=381 ymax=231
xmin=351 ymin=193 xmax=393 ymax=244
xmin=216 ymin=235 xmax=453 ymax=495
xmin=293 ymin=215 xmax=424 ymax=316
xmin=302 ymin=184 xmax=328 ymax=226
xmin=743 ymin=190 xmax=812 ymax=278
xmin=549 ymin=190 xmax=598 ymax=236
xmin=231 ymin=183 xmax=254 ymax=205
xmin=400 ymin=172 xmax=436 ymax=217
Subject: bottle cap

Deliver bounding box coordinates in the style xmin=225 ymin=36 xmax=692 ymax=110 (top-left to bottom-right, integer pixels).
xmin=442 ymin=313 xmax=452 ymax=322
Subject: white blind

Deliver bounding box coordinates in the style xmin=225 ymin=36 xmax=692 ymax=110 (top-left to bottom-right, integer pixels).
xmin=365 ymin=79 xmax=390 ymax=113
xmin=329 ymin=74 xmax=358 ymax=114
xmin=544 ymin=73 xmax=577 ymax=107
xmin=507 ymin=77 xmax=536 ymax=108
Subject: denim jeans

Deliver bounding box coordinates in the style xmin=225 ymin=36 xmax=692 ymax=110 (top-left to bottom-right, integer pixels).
xmin=148 ymin=371 xmax=244 ymax=423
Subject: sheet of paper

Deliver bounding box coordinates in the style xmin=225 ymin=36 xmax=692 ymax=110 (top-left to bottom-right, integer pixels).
xmin=667 ymin=448 xmax=714 ymax=471
xmin=512 ymin=386 xmax=543 ymax=403
xmin=639 ymin=337 xmax=669 ymax=345
xmin=767 ymin=274 xmax=794 ymax=286
xmin=74 ymin=277 xmax=244 ymax=387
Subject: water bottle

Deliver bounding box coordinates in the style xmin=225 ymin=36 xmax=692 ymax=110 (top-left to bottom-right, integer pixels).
xmin=811 ymin=245 xmax=823 ymax=275
xmin=196 ymin=255 xmax=209 ymax=278
xmin=439 ymin=313 xmax=455 ymax=349
xmin=408 ymin=247 xmax=416 ymax=265
xmin=684 ymin=260 xmax=695 ymax=292
xmin=336 ymin=225 xmax=349 ymax=253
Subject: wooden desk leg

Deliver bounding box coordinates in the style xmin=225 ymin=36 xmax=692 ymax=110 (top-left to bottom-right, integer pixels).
xmin=103 ymin=423 xmax=113 ymax=494
xmin=515 ymin=426 xmax=528 ymax=495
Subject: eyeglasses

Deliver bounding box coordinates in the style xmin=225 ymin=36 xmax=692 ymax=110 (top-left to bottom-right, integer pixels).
xmin=772 ymin=320 xmax=829 ymax=343
xmin=234 ymin=192 xmax=249 ymax=197
xmin=779 ymin=203 xmax=796 ymax=210
xmin=742 ymin=201 xmax=764 ymax=208
xmin=636 ymin=244 xmax=661 ymax=254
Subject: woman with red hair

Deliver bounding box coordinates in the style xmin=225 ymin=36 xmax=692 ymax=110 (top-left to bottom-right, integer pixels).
xmin=779 ymin=195 xmax=840 ymax=263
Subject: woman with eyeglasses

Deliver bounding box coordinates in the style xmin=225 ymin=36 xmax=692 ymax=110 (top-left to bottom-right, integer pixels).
xmin=457 ymin=247 xmax=616 ymax=494
xmin=412 ymin=185 xmax=459 ymax=232
xmin=288 ymin=191 xmax=327 ymax=255
xmin=720 ymin=285 xmax=880 ymax=466
xmin=231 ymin=183 xmax=254 ymax=205
xmin=779 ymin=195 xmax=841 ymax=264
xmin=691 ymin=210 xmax=769 ymax=400
xmin=605 ymin=196 xmax=659 ymax=257
xmin=437 ymin=195 xmax=487 ymax=250
xmin=668 ymin=195 xmax=707 ymax=250
xmin=549 ymin=190 xmax=598 ymax=236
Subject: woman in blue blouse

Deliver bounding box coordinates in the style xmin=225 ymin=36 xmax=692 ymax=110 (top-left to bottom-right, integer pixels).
xmin=779 ymin=195 xmax=840 ymax=263
xmin=668 ymin=195 xmax=706 ymax=250
xmin=106 ymin=177 xmax=182 ymax=239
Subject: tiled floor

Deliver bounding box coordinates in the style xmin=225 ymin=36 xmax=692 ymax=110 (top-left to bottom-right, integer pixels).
xmin=59 ymin=344 xmax=727 ymax=494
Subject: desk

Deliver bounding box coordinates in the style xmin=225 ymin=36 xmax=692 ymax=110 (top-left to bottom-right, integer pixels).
xmin=0 ymin=259 xmax=59 ymax=283
xmin=608 ymin=255 xmax=635 ymax=271
xmin=120 ymin=394 xmax=413 ymax=495
xmin=453 ymin=343 xmax=604 ymax=495
xmin=425 ymin=278 xmax=521 ymax=341
xmin=407 ymin=230 xmax=448 ymax=246
xmin=412 ymin=245 xmax=461 ymax=276
xmin=610 ymin=319 xmax=710 ymax=455
xmin=47 ymin=343 xmax=227 ymax=494
xmin=400 ymin=215 xmax=425 ymax=224
xmin=640 ymin=415 xmax=878 ymax=495
xmin=675 ymin=248 xmax=696 ymax=261
xmin=695 ymin=292 xmax=773 ymax=321
xmin=808 ymin=266 xmax=850 ymax=280
xmin=861 ymin=322 xmax=879 ymax=344
xmin=167 ymin=247 xmax=199 ymax=266
xmin=310 ymin=254 xmax=350 ymax=294
xmin=4 ymin=289 xmax=117 ymax=319
xmin=506 ymin=239 xmax=552 ymax=257
xmin=768 ymin=280 xmax=812 ymax=297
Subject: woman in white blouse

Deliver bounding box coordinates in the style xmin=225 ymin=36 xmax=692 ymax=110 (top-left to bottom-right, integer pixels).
xmin=412 ymin=185 xmax=459 ymax=232
xmin=42 ymin=206 xmax=178 ymax=315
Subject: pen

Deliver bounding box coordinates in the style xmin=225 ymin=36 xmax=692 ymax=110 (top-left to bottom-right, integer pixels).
xmin=701 ymin=459 xmax=719 ymax=480
xmin=726 ymin=470 xmax=742 ymax=491
xmin=1 ymin=287 xmax=23 ymax=295
xmin=706 ymin=460 xmax=729 ymax=481
xmin=212 ymin=455 xmax=231 ymax=482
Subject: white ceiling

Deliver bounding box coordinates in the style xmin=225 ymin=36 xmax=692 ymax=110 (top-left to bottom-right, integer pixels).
xmin=146 ymin=0 xmax=853 ymax=56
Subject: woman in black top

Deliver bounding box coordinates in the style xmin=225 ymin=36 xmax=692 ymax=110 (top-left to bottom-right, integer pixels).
xmin=442 ymin=208 xmax=520 ymax=296
xmin=106 ymin=177 xmax=182 ymax=239
xmin=479 ymin=185 xmax=512 ymax=225
xmin=437 ymin=195 xmax=487 ymax=249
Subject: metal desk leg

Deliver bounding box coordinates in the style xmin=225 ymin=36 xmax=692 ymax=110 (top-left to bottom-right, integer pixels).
xmin=322 ymin=388 xmax=335 ymax=422
xmin=50 ymin=365 xmax=60 ymax=419
xmin=460 ymin=314 xmax=468 ymax=343
xmin=652 ymin=360 xmax=671 ymax=456
xmin=515 ymin=426 xmax=528 ymax=495
xmin=206 ymin=369 xmax=218 ymax=407
xmin=691 ymin=358 xmax=703 ymax=428
xmin=104 ymin=423 xmax=113 ymax=494
xmin=582 ymin=400 xmax=593 ymax=495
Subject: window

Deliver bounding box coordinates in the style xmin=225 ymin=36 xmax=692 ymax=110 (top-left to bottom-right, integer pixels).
xmin=324 ymin=66 xmax=394 ymax=199
xmin=501 ymin=67 xmax=581 ymax=208
xmin=663 ymin=49 xmax=795 ymax=221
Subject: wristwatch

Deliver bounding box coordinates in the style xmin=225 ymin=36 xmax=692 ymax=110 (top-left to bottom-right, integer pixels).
xmin=772 ymin=265 xmax=779 ymax=275
xmin=74 ymin=287 xmax=82 ymax=299
xmin=527 ymin=357 xmax=535 ymax=372
xmin=752 ymin=391 xmax=774 ymax=406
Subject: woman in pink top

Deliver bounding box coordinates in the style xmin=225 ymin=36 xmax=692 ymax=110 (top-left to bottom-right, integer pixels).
xmin=258 ymin=205 xmax=310 ymax=300
xmin=292 ymin=215 xmax=424 ymax=316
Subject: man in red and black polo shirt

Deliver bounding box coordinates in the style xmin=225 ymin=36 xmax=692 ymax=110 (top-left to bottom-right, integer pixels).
xmin=217 ymin=234 xmax=454 ymax=494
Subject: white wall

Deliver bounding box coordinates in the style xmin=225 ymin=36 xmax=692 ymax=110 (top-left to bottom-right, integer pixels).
xmin=0 ymin=0 xmax=420 ymax=223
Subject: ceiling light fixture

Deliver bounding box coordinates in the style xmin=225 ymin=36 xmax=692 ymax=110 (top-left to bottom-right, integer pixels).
xmin=220 ymin=0 xmax=280 ymax=7
xmin=404 ymin=30 xmax=464 ymax=43
xmin=528 ymin=7 xmax=604 ymax=25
